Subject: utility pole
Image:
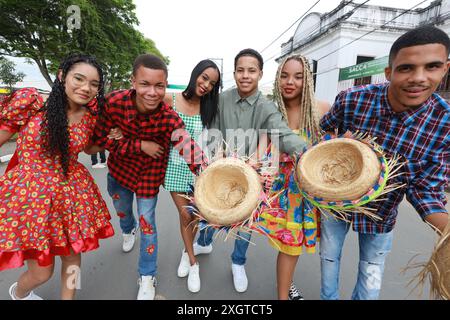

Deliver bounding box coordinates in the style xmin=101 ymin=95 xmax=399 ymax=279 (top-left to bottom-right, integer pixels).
xmin=208 ymin=58 xmax=223 ymax=92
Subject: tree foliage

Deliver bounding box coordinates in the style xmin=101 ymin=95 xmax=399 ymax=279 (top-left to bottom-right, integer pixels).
xmin=0 ymin=57 xmax=25 ymax=90
xmin=0 ymin=0 xmax=168 ymax=91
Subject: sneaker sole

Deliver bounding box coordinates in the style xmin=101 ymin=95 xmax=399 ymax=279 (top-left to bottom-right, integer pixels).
xmin=8 ymin=283 xmax=17 ymax=300
xmin=188 ymin=286 xmax=200 ymax=293
xmin=177 ymin=270 xmax=189 ymax=278
xmin=193 ymin=247 xmax=213 ymax=256
xmin=188 ymin=278 xmax=201 ymax=293
xmin=122 ymin=243 xmax=135 ymax=253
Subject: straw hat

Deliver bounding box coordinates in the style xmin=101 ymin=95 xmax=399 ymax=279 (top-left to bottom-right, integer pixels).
xmin=429 ymin=233 xmax=450 ymax=299
xmin=418 ymin=222 xmax=450 ymax=300
xmin=297 ymin=137 xmax=381 ymax=201
xmin=194 ymin=157 xmax=262 ymax=226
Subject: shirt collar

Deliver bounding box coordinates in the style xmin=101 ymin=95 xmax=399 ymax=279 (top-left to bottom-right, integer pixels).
xmin=233 ymin=88 xmax=261 ymax=106
xmin=401 ymin=97 xmax=432 ymax=126
xmin=377 ymin=84 xmax=396 ymax=117
xmin=380 ymin=84 xmax=431 ymax=125
xmin=126 ymin=89 xmax=167 ymax=120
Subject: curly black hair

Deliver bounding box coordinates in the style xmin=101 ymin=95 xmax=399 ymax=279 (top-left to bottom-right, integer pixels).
xmin=41 ymin=54 xmax=105 ymax=177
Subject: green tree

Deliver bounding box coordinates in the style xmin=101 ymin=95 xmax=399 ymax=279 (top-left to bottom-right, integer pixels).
xmin=0 ymin=57 xmax=25 ymax=90
xmin=0 ymin=0 xmax=168 ymax=91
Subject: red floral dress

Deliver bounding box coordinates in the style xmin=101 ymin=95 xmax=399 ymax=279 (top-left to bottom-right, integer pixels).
xmin=0 ymin=88 xmax=114 ymax=270
xmin=5 ymin=152 xmax=18 ymax=172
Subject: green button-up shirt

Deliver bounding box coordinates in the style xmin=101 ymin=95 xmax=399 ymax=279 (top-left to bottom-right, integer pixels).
xmin=208 ymin=88 xmax=306 ymax=156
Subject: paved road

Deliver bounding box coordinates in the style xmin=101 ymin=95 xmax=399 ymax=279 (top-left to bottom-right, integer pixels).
xmin=0 ymin=148 xmax=448 ymax=300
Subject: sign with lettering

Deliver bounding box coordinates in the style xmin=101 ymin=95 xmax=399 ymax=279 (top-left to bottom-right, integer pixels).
xmin=339 ymin=56 xmax=388 ymax=81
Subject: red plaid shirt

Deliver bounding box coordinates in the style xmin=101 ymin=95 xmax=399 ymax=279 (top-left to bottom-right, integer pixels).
xmin=91 ymin=89 xmax=205 ymax=198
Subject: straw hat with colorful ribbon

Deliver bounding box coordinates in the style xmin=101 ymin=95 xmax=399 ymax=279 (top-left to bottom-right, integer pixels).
xmin=295 ymin=131 xmax=405 ymax=221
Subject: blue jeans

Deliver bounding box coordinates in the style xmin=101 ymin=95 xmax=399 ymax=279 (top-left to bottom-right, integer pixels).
xmin=196 ymin=226 xmax=251 ymax=265
xmin=319 ymin=215 xmax=394 ymax=300
xmin=107 ymin=174 xmax=159 ymax=277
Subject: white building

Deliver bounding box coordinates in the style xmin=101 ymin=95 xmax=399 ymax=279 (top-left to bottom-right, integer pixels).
xmin=278 ymin=0 xmax=450 ymax=103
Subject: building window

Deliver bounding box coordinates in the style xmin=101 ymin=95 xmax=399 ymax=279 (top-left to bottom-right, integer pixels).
xmin=311 ymin=59 xmax=318 ymax=91
xmin=354 ymin=56 xmax=374 ymax=86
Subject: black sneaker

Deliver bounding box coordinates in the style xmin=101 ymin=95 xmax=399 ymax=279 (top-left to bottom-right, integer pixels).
xmin=288 ymin=282 xmax=304 ymax=300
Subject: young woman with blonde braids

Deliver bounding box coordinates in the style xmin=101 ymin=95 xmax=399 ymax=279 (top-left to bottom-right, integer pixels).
xmin=258 ymin=54 xmax=330 ymax=300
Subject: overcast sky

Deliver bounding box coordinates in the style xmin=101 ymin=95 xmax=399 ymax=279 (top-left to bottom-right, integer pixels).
xmin=4 ymin=0 xmax=433 ymax=91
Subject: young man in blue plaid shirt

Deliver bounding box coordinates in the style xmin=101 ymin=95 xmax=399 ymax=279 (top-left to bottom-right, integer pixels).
xmin=319 ymin=25 xmax=450 ymax=300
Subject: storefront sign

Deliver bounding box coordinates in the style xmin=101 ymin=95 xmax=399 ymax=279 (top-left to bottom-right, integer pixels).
xmin=339 ymin=56 xmax=388 ymax=81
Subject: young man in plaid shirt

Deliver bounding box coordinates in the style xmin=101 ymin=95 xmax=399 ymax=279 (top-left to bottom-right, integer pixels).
xmin=319 ymin=25 xmax=450 ymax=300
xmin=89 ymin=54 xmax=204 ymax=300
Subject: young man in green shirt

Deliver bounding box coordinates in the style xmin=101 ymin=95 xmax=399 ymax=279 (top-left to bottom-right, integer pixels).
xmin=192 ymin=48 xmax=307 ymax=293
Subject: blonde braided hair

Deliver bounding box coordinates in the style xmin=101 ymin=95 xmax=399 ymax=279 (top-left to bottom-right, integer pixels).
xmin=274 ymin=54 xmax=321 ymax=145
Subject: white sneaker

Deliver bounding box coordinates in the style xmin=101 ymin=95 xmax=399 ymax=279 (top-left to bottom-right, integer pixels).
xmin=137 ymin=275 xmax=156 ymax=300
xmin=177 ymin=250 xmax=190 ymax=278
xmin=193 ymin=242 xmax=213 ymax=256
xmin=187 ymin=263 xmax=200 ymax=293
xmin=231 ymin=263 xmax=248 ymax=293
xmin=92 ymin=163 xmax=106 ymax=169
xmin=122 ymin=227 xmax=137 ymax=253
xmin=9 ymin=282 xmax=43 ymax=300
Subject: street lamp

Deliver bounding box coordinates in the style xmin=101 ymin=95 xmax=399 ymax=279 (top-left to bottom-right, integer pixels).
xmin=208 ymin=57 xmax=223 ymax=92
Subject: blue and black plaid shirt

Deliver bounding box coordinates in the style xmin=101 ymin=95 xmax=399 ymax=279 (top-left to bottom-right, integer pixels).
xmin=320 ymin=83 xmax=449 ymax=234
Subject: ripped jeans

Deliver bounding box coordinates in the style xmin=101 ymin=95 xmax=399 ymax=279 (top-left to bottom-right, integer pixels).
xmin=107 ymin=174 xmax=159 ymax=277
xmin=319 ymin=216 xmax=393 ymax=300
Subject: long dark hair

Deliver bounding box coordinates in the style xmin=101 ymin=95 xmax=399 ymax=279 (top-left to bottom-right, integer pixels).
xmin=182 ymin=59 xmax=221 ymax=128
xmin=41 ymin=54 xmax=105 ymax=176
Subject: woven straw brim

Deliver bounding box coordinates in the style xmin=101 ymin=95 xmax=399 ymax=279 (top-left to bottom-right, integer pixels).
xmin=297 ymin=138 xmax=381 ymax=201
xmin=427 ymin=225 xmax=450 ymax=299
xmin=194 ymin=158 xmax=262 ymax=226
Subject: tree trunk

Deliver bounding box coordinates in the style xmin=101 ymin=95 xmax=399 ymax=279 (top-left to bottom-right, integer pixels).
xmin=33 ymin=57 xmax=53 ymax=87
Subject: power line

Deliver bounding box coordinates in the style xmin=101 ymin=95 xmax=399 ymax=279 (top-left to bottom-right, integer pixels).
xmin=264 ymin=0 xmax=370 ymax=62
xmin=257 ymin=2 xmax=362 ymax=87
xmin=260 ymin=0 xmax=322 ymax=54
xmin=227 ymin=0 xmax=432 ymax=92
xmin=316 ymin=0 xmax=428 ymax=62
xmin=312 ymin=66 xmax=340 ymax=77
xmin=224 ymin=1 xmax=349 ymax=84
xmin=232 ymin=0 xmax=418 ymax=88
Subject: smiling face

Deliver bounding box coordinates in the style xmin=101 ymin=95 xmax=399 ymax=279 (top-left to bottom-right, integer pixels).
xmin=279 ymin=58 xmax=304 ymax=102
xmin=234 ymin=56 xmax=263 ymax=98
xmin=64 ymin=62 xmax=100 ymax=108
xmin=195 ymin=67 xmax=220 ymax=97
xmin=385 ymin=43 xmax=450 ymax=113
xmin=132 ymin=66 xmax=168 ymax=113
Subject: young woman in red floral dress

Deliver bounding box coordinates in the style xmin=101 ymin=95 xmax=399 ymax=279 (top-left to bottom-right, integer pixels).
xmin=0 ymin=54 xmax=114 ymax=300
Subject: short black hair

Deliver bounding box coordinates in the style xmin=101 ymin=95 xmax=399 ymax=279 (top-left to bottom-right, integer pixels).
xmin=234 ymin=48 xmax=264 ymax=71
xmin=389 ymin=25 xmax=450 ymax=66
xmin=133 ymin=54 xmax=168 ymax=77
